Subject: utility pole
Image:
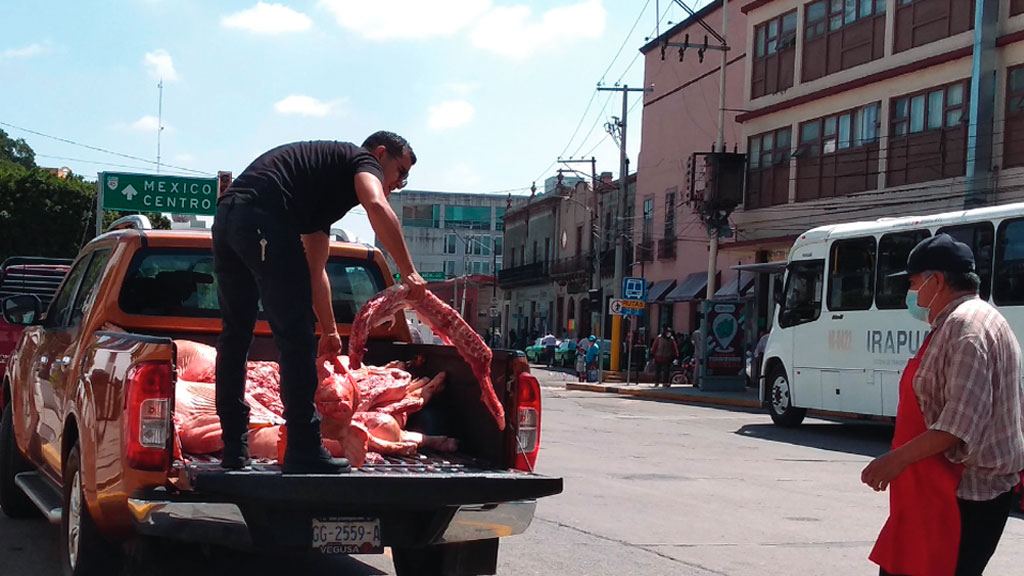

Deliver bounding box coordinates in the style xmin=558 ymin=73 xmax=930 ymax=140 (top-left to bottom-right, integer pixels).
xmin=597 ymin=84 xmax=651 ymax=372
xmin=706 ymin=0 xmax=728 ymax=301
xmin=558 ymin=156 xmax=600 ymax=338
xmin=964 ymin=0 xmax=998 ymax=209
xmin=156 ymin=79 xmax=164 ymax=174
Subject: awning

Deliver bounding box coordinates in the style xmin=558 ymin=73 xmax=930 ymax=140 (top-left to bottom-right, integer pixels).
xmin=646 ymin=279 xmax=677 ymax=303
xmin=664 ymin=272 xmax=708 ymax=302
xmin=730 ymin=262 xmax=787 ymax=274
xmin=714 ymin=276 xmax=756 ymax=298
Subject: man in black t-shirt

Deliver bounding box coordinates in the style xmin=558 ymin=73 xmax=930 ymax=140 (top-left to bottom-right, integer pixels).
xmin=212 ymin=131 xmax=425 ymax=474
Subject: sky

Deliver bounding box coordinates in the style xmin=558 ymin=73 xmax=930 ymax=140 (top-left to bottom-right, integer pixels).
xmin=1 ymin=0 xmax=709 ymax=242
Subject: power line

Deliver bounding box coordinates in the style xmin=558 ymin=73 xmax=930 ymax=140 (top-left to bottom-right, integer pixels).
xmin=0 ymin=120 xmax=213 ymax=176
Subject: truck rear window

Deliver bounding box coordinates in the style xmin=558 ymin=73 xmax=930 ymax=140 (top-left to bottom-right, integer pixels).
xmin=118 ymin=249 xmax=386 ymax=322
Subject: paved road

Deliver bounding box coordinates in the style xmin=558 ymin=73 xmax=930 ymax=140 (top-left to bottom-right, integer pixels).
xmin=3 ymin=366 xmax=1021 ymax=575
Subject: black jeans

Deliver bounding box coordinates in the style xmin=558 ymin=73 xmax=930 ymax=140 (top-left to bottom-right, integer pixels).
xmin=654 ymin=360 xmax=671 ymax=385
xmin=879 ymin=490 xmax=1013 ymax=576
xmin=212 ymin=194 xmax=322 ymax=451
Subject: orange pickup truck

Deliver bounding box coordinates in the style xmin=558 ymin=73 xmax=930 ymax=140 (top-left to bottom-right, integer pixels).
xmin=0 ymin=226 xmax=560 ymax=576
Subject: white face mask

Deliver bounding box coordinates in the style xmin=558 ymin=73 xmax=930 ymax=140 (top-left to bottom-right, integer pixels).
xmin=905 ymin=274 xmax=936 ymax=323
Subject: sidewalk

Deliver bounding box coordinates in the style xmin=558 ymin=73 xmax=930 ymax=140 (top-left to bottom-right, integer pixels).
xmin=565 ymin=379 xmax=761 ymax=410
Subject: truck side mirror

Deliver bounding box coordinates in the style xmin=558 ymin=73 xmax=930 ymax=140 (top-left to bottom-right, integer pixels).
xmin=2 ymin=295 xmax=42 ymax=326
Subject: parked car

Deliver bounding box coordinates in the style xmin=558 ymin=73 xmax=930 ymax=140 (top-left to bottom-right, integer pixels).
xmin=554 ymin=339 xmax=577 ymax=367
xmin=0 ymin=257 xmax=70 ymax=402
xmin=525 ymin=337 xmax=560 ymax=363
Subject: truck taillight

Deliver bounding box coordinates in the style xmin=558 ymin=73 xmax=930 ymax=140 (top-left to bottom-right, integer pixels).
xmin=514 ymin=372 xmax=541 ymax=472
xmin=125 ymin=362 xmax=172 ymax=471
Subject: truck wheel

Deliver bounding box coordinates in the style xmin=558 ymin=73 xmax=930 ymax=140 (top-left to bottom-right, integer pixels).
xmin=392 ymin=546 xmax=443 ymax=576
xmin=0 ymin=404 xmax=38 ymax=518
xmin=61 ymin=442 xmax=123 ymax=576
xmin=767 ymin=365 xmax=806 ymax=427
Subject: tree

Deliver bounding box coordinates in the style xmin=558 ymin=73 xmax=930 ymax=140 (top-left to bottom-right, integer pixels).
xmin=0 ymin=136 xmax=170 ymax=262
xmin=0 ymin=128 xmax=36 ymax=170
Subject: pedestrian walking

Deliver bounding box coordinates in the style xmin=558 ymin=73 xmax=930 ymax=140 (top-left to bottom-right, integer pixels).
xmin=651 ymin=326 xmax=679 ymax=387
xmin=212 ymin=132 xmax=426 ymax=474
xmin=862 ymin=234 xmax=1024 ymax=576
xmin=542 ymin=331 xmax=557 ymax=367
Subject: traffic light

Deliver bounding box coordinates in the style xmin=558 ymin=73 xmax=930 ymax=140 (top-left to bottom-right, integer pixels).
xmin=588 ymin=288 xmax=603 ymax=312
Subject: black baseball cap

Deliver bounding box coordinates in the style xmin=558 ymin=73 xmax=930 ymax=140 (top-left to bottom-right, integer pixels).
xmin=888 ymin=233 xmax=975 ymax=278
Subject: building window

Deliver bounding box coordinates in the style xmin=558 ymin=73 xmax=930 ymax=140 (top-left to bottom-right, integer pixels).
xmin=402 ymin=204 xmax=440 ymax=228
xmin=751 ymin=10 xmax=797 ymax=99
xmin=1005 ymin=66 xmax=1024 ymax=169
xmin=887 ymin=81 xmax=969 ymax=187
xmin=445 ymin=260 xmax=456 ymax=278
xmin=532 ymin=241 xmax=538 ymax=263
xmin=471 ymin=261 xmax=489 ymax=275
xmin=494 ymin=236 xmax=503 ymax=258
xmin=796 ymin=102 xmax=880 ymax=201
xmin=1014 ymin=0 xmax=1024 ymax=16
xmin=803 ymin=0 xmax=886 ymax=82
xmin=444 ymin=234 xmax=457 ymax=254
xmin=664 ymin=189 xmax=676 ymax=238
xmin=495 ymin=207 xmax=505 ymax=231
xmin=894 ymin=0 xmax=974 ymax=53
xmin=445 ymin=206 xmax=492 ymax=230
xmin=576 ymin=225 xmax=584 ymax=256
xmin=745 ymin=127 xmax=792 ymax=210
xmin=642 ymin=197 xmax=654 ymax=242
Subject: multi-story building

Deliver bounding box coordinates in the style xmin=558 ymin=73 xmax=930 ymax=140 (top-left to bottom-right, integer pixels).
xmin=635 ymin=0 xmax=752 ymax=340
xmin=735 ymin=0 xmax=1024 ymax=263
xmin=499 ymin=174 xmax=635 ymax=346
xmin=381 ymin=190 xmax=515 ymax=280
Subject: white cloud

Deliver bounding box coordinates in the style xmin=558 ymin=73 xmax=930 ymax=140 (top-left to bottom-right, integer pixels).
xmin=447 ymin=162 xmax=481 ymax=187
xmin=470 ymin=0 xmax=606 ymax=59
xmin=444 ymin=82 xmax=479 ymax=96
xmin=1 ymin=43 xmax=47 ymax=60
xmin=222 ymin=3 xmax=312 ymax=34
xmin=428 ymin=100 xmax=475 ymax=130
xmin=318 ymin=0 xmax=491 ymax=40
xmin=274 ymin=95 xmax=345 ymax=117
xmin=144 ymin=49 xmax=179 ymax=82
xmin=128 ymin=115 xmax=172 ymax=133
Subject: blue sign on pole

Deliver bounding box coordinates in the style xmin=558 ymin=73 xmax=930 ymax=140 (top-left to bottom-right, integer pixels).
xmin=622 ymin=277 xmax=646 ymax=301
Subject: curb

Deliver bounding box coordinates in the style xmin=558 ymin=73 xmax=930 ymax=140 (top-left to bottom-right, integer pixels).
xmin=565 ymin=382 xmax=761 ymax=409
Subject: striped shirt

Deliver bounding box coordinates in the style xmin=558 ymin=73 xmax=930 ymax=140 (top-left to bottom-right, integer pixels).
xmin=913 ymin=295 xmax=1024 ymax=500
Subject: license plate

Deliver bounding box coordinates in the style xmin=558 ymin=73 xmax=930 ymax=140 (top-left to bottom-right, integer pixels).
xmin=311 ymin=518 xmax=382 ymax=554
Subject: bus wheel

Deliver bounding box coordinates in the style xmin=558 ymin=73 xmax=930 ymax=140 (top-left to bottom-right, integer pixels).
xmin=767 ymin=366 xmax=806 ymax=427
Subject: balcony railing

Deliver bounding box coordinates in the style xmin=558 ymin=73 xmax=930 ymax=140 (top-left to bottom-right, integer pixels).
xmin=550 ymin=254 xmax=594 ymax=280
xmin=657 ymin=238 xmax=676 ymax=260
xmin=498 ymin=261 xmax=550 ymax=287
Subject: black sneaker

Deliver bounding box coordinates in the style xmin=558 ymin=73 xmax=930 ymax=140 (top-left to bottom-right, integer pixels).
xmin=282 ymin=444 xmax=351 ymax=474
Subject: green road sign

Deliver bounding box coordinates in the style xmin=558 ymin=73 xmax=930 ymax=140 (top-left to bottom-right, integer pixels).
xmin=394 ymin=271 xmax=448 ymax=282
xmin=101 ymin=172 xmax=218 ymax=216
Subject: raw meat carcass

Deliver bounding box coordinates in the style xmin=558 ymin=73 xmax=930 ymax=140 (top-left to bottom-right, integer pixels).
xmin=347 ymin=285 xmax=506 ymax=430
xmin=352 ymin=412 xmax=458 ymax=455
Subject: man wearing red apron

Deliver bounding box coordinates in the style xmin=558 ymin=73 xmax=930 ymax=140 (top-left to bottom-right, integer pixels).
xmin=862 ymin=234 xmax=1024 ymax=576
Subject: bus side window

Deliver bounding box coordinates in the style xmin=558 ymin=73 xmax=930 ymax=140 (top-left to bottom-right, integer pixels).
xmin=994 ymin=217 xmax=1024 ymax=306
xmin=779 ymin=260 xmax=824 ymax=328
xmin=938 ymin=222 xmax=994 ymax=300
xmin=876 ymin=230 xmax=931 ymax=309
xmin=827 ymin=237 xmax=876 ymax=311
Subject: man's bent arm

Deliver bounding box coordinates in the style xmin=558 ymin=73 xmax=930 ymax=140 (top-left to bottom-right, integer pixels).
xmin=301 ymin=232 xmax=338 ymax=336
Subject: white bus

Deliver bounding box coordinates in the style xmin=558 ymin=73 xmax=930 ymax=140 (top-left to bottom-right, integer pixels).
xmin=762 ymin=201 xmax=1024 ymax=426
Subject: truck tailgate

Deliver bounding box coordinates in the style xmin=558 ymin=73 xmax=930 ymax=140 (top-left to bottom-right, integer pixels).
xmin=184 ymin=454 xmax=563 ymax=508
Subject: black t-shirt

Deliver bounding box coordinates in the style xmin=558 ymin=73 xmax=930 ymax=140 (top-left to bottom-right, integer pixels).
xmin=225 ymin=141 xmax=384 ymax=234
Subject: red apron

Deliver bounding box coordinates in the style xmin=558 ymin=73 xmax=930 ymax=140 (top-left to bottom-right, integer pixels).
xmin=870 ymin=335 xmax=964 ymax=576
